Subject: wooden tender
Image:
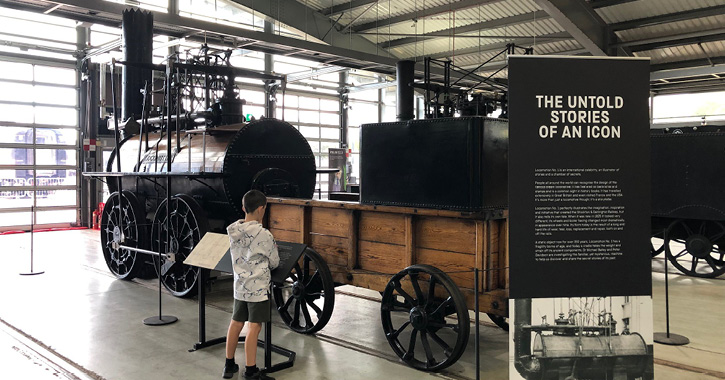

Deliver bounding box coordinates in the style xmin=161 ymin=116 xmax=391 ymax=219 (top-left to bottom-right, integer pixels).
xmin=265 ymin=197 xmax=509 ymax=316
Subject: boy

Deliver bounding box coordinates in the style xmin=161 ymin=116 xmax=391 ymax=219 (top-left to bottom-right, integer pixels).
xmin=224 ymin=190 xmax=280 ymax=379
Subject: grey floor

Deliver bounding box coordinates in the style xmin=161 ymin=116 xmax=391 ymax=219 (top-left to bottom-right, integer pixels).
xmin=0 ymin=230 xmax=723 ymax=380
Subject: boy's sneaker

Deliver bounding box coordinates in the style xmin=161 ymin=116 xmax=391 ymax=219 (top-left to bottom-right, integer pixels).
xmin=242 ymin=371 xmax=274 ymax=380
xmin=222 ymin=363 xmax=239 ymax=379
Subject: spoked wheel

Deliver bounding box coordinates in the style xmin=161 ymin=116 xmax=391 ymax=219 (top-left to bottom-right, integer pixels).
xmin=151 ymin=194 xmax=209 ymax=297
xmin=651 ymin=228 xmax=665 ymax=257
xmin=487 ymin=313 xmax=509 ymax=332
xmin=381 ymin=264 xmax=470 ymax=372
xmin=272 ymin=248 xmax=335 ymax=334
xmin=100 ymin=191 xmax=148 ymax=280
xmin=665 ymin=219 xmax=725 ymax=278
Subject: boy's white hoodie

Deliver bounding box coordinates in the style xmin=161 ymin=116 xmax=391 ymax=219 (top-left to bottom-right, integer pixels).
xmin=227 ymin=220 xmax=280 ymax=302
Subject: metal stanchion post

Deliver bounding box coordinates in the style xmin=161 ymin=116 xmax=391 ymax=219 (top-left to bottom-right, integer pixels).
xmin=653 ymin=251 xmax=688 ymax=345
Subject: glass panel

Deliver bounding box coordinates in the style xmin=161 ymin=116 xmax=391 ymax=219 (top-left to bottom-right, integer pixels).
xmin=0 ymin=148 xmax=33 ymax=165
xmin=34 ymin=106 xmax=76 ymax=126
xmin=0 ymin=61 xmax=33 ymax=81
xmin=0 ymin=211 xmax=30 ymax=227
xmin=307 ymin=140 xmax=319 ymax=153
xmin=36 ymin=189 xmax=76 ymax=207
xmin=36 ymin=128 xmax=78 ymax=146
xmin=35 ymin=148 xmax=76 ymax=166
xmin=34 ymin=171 xmax=75 ymax=185
xmin=320 ymin=112 xmax=339 ymax=126
xmin=283 ymin=109 xmax=298 ymax=122
xmin=0 ymin=81 xmax=34 ymax=102
xmin=35 ymin=209 xmax=75 ymax=224
xmin=299 ymin=126 xmax=319 ymax=139
xmin=33 ymin=86 xmax=77 ymax=106
xmin=0 ymin=126 xmax=32 ymax=144
xmin=321 ymin=141 xmax=340 ymax=153
xmin=283 ymin=94 xmax=298 ymax=108
xmin=320 ymin=99 xmax=338 ymax=111
xmin=299 ymin=97 xmax=319 ymax=109
xmin=239 ymin=90 xmax=264 ymax=105
xmin=320 ymin=127 xmax=340 ymax=140
xmin=350 ymin=153 xmax=360 ymax=184
xmin=299 ymin=111 xmax=318 ymax=124
xmin=244 ymin=105 xmax=265 ymax=121
xmin=33 ymin=66 xmax=76 ymax=85
xmin=348 ymin=127 xmax=361 ymax=152
xmin=0 ymin=104 xmax=33 ymax=123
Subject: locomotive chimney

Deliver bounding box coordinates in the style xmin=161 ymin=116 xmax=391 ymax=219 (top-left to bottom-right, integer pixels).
xmin=513 ymin=298 xmax=535 ymax=377
xmin=121 ymin=9 xmax=153 ymax=122
xmin=396 ymin=60 xmax=415 ymax=121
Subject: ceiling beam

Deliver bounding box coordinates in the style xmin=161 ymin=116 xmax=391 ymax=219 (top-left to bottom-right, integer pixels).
xmin=533 ymin=0 xmax=618 ymax=56
xmin=229 ymin=0 xmax=394 ymax=58
xmin=425 ymin=31 xmax=572 ymax=60
xmin=380 ymin=10 xmax=550 ymax=49
xmin=351 ymin=0 xmax=503 ymax=33
xmin=650 ymin=64 xmax=725 ymax=81
xmin=611 ymin=4 xmax=725 ymax=32
xmin=586 ymin=0 xmax=638 ymax=7
xmin=650 ymin=56 xmax=725 ymax=72
xmin=611 ymin=28 xmax=725 ymax=52
xmin=321 ymin=0 xmax=377 ymax=17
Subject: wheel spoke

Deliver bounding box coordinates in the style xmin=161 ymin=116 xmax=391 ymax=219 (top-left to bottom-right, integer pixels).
xmin=409 ymin=272 xmax=424 ymax=306
xmin=302 ymin=256 xmax=310 ymax=283
xmin=405 ymin=328 xmax=418 ymax=359
xmin=681 ymin=222 xmax=693 ymax=236
xmin=691 ymin=257 xmax=699 ymax=273
xmin=705 ymin=256 xmax=718 ymax=271
xmin=300 ymin=301 xmax=313 ymax=328
xmin=429 ymin=331 xmax=453 ymax=357
xmin=306 ymin=271 xmax=321 ymax=292
xmin=699 ymin=221 xmax=707 ymax=235
xmin=674 ymin=248 xmax=688 ymax=259
xmin=426 ymin=276 xmax=437 ymax=307
xmin=709 ymin=231 xmax=725 ymax=242
xmin=306 ymin=298 xmax=322 ymax=316
xmin=280 ymin=294 xmax=294 ymax=312
xmin=293 ymin=299 xmax=301 ymax=327
xmin=432 ymin=297 xmax=453 ymax=317
xmin=387 ymin=321 xmax=411 ymax=340
xmin=420 ymin=331 xmax=437 ymax=367
xmin=428 ymin=322 xmax=458 ymax=330
xmin=394 ymin=281 xmax=416 ymax=307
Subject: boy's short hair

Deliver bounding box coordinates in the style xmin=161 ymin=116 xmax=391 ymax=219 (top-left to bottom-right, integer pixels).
xmin=243 ymin=190 xmax=267 ymax=214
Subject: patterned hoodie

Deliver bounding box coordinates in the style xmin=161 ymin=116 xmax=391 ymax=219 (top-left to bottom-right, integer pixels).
xmin=227 ymin=220 xmax=280 ymax=302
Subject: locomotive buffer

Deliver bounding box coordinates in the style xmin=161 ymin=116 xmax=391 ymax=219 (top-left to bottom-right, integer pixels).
xmin=185 ymin=233 xmax=303 ymax=376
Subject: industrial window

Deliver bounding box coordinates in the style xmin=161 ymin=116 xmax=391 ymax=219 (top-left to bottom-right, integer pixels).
xmin=0 ymin=60 xmax=79 ymax=230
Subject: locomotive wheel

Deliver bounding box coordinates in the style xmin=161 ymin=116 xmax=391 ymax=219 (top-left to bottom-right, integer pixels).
xmin=651 ymin=229 xmax=665 ymax=257
xmin=487 ymin=314 xmax=509 ymax=332
xmin=665 ymin=219 xmax=725 ymax=278
xmin=272 ymin=248 xmax=335 ymax=334
xmin=100 ymin=191 xmax=147 ymax=280
xmin=381 ymin=264 xmax=470 ymax=372
xmin=151 ymin=194 xmax=209 ymax=297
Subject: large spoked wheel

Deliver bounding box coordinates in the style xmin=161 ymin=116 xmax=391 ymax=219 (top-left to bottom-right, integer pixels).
xmin=100 ymin=191 xmax=148 ymax=280
xmin=381 ymin=264 xmax=470 ymax=372
xmin=651 ymin=228 xmax=665 ymax=257
xmin=151 ymin=194 xmax=209 ymax=297
xmin=272 ymin=248 xmax=335 ymax=334
xmin=665 ymin=219 xmax=725 ymax=278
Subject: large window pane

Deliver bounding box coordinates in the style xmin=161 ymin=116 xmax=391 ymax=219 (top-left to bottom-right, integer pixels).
xmin=0 ymin=61 xmax=32 ymax=81
xmin=35 ymin=148 xmax=76 ymax=166
xmin=34 ymin=106 xmax=76 ymax=126
xmin=0 ymin=126 xmax=32 ymax=144
xmin=33 ymin=86 xmax=77 ymax=106
xmin=35 ymin=209 xmax=75 ymax=224
xmin=0 ymin=82 xmax=34 ymax=102
xmin=320 ymin=127 xmax=339 ymax=140
xmin=0 ymin=104 xmax=33 ymax=123
xmin=36 ymin=128 xmax=77 ymax=146
xmin=0 ymin=211 xmax=30 ymax=227
xmin=34 ymin=66 xmax=76 ymax=85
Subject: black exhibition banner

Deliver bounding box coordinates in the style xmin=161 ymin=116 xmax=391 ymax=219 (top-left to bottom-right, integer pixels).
xmin=508 ymin=56 xmax=651 ymax=299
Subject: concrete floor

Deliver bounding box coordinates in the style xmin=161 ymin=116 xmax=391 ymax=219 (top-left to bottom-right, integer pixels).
xmin=0 ymin=230 xmax=723 ymax=380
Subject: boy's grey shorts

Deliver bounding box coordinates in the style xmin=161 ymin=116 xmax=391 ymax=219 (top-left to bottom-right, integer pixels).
xmin=232 ymin=299 xmax=271 ymax=323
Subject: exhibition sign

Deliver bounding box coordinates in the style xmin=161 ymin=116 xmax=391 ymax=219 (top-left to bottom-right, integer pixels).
xmin=507 ymin=56 xmax=654 ymax=380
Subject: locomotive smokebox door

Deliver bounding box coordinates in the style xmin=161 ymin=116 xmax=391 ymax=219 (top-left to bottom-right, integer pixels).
xmin=223 ymin=118 xmax=317 ymax=217
xmin=360 ymin=116 xmax=508 ymax=211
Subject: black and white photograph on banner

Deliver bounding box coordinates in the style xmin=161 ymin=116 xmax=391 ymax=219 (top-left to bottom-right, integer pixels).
xmin=509 ymin=296 xmax=654 ymax=380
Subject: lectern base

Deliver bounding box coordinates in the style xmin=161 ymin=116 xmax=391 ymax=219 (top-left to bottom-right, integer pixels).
xmin=143 ymin=315 xmax=178 ymax=326
xmin=20 ymin=271 xmax=45 ymax=276
xmin=654 ymin=332 xmax=689 ymax=345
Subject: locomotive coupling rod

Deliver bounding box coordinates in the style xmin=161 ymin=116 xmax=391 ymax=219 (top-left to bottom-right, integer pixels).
xmin=119 ymin=245 xmax=171 ymax=259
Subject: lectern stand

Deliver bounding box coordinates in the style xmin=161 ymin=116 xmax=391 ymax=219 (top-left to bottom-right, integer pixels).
xmin=184 ymin=233 xmax=304 ymax=376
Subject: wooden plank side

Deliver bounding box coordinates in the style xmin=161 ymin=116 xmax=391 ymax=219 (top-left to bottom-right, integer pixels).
xmin=310 ymin=207 xmax=349 ymax=238
xmin=358 ymin=212 xmax=406 ymax=245
xmin=488 ymin=220 xmax=500 ymax=291
xmin=404 ymin=215 xmax=414 ymax=268
xmin=347 ymin=210 xmax=359 ymax=271
xmin=358 ymin=240 xmax=405 ymax=274
xmin=309 ymin=234 xmax=349 ymax=267
xmin=268 ymin=204 xmax=301 ymax=232
xmin=415 ymin=216 xmax=477 ymax=254
xmin=269 ymin=228 xmax=300 ymax=244
xmin=502 ymin=219 xmax=509 ymax=290
xmin=416 ymin=248 xmax=475 ymax=290
xmin=475 ymin=220 xmax=485 ymax=292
